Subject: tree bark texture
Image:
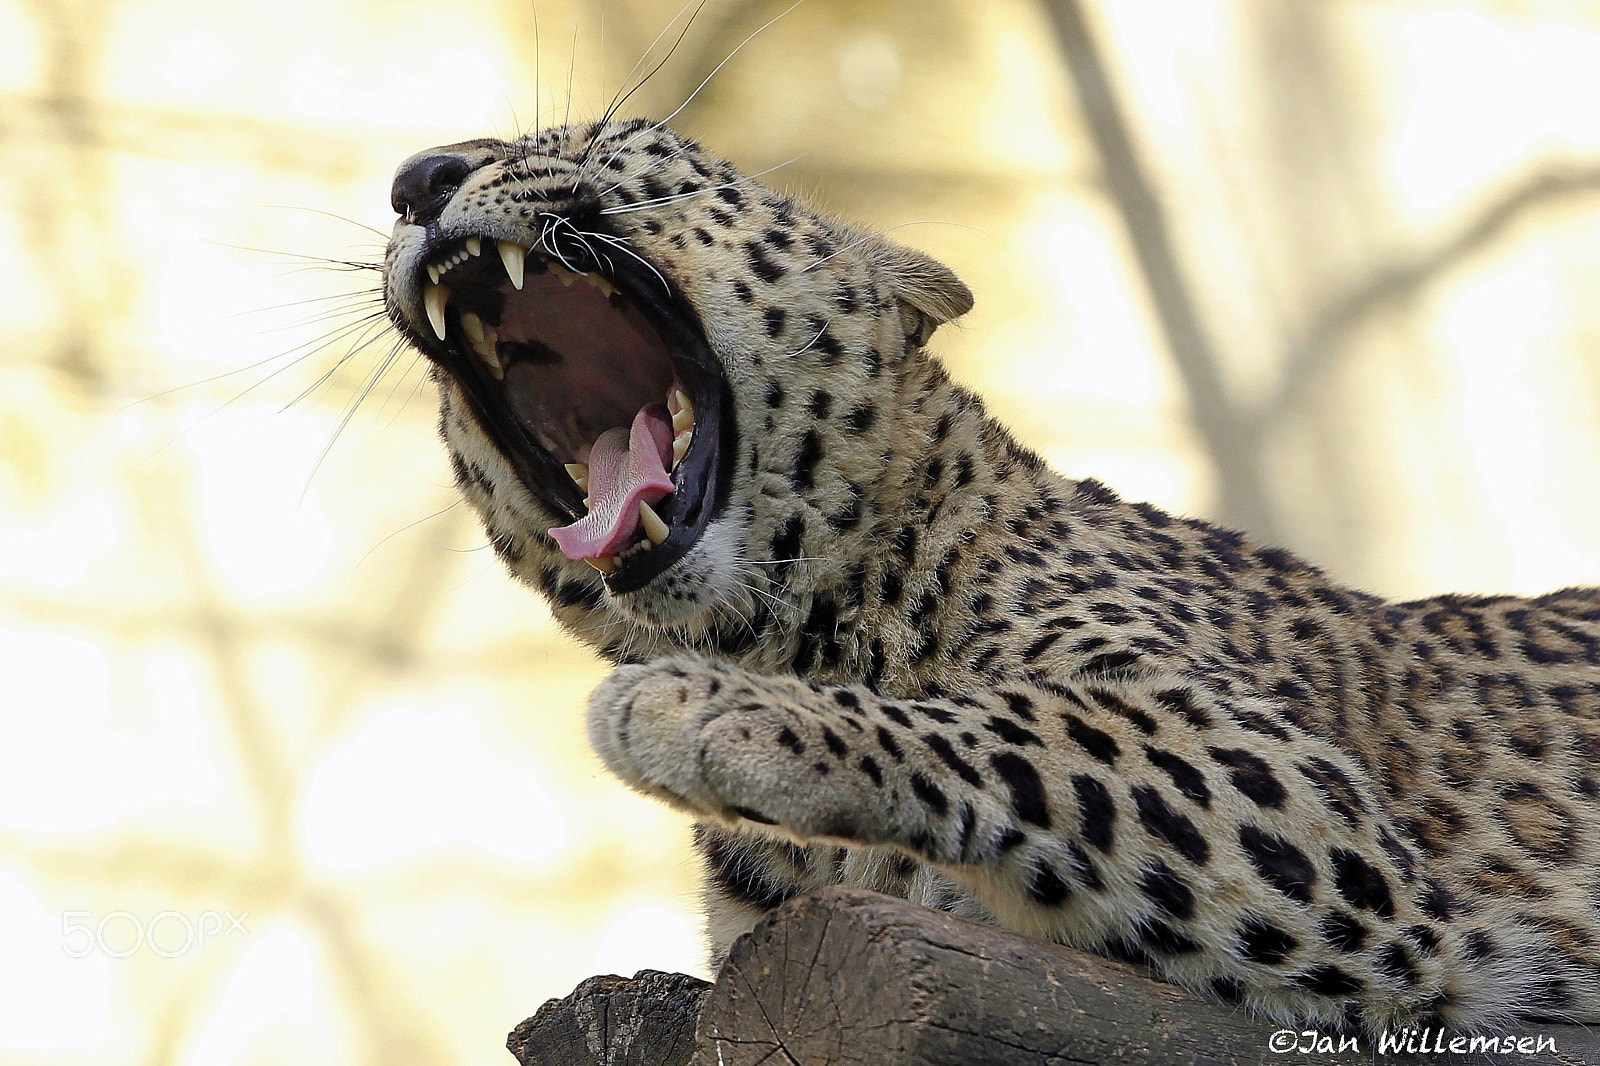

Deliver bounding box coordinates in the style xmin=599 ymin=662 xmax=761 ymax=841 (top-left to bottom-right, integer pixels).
xmin=507 ymin=969 xmax=711 ymax=1066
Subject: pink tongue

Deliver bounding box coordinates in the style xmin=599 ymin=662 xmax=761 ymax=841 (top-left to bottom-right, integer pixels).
xmin=549 ymin=405 xmax=675 ymax=560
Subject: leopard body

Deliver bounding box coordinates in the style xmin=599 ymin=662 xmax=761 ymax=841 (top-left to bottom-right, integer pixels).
xmin=381 ymin=119 xmax=1600 ymax=1033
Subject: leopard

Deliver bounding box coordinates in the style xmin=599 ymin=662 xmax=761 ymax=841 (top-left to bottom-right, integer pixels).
xmin=379 ymin=117 xmax=1600 ymax=1036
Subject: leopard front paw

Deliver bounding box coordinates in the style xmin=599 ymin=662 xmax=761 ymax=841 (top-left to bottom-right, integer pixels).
xmin=586 ymin=658 xmax=876 ymax=837
xmin=586 ymin=658 xmax=731 ymax=811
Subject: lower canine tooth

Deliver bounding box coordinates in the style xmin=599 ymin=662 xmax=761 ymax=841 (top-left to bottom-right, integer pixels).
xmin=474 ymin=339 xmax=502 ymax=379
xmin=461 ymin=311 xmax=485 ymax=344
xmin=498 ymin=240 xmax=527 ymax=289
xmin=424 ymin=282 xmax=449 ymax=340
xmin=587 ymin=555 xmax=618 ymax=574
xmin=479 ymin=344 xmax=503 ymax=378
xmin=639 ymin=501 xmax=669 ymax=545
xmin=469 ymin=323 xmax=502 ymax=378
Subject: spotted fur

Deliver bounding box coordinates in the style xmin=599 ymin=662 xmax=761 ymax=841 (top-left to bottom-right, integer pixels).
xmin=381 ymin=119 xmax=1600 ymax=1034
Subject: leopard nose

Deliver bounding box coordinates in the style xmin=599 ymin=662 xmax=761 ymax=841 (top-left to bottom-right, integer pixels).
xmin=390 ymin=151 xmax=475 ymax=224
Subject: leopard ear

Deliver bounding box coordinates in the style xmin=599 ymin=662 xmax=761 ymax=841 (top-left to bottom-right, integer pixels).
xmin=862 ymin=235 xmax=974 ymax=346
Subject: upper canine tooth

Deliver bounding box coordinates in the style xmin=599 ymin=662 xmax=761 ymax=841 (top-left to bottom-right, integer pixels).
xmin=466 ymin=236 xmax=481 ymax=256
xmin=498 ymin=240 xmax=527 ymax=289
xmin=427 ymin=263 xmax=442 ymax=285
xmin=424 ymin=282 xmax=449 ymax=340
xmin=638 ymin=501 xmax=669 ymax=545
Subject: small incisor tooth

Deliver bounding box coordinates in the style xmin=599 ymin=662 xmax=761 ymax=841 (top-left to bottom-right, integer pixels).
xmin=424 ymin=282 xmax=449 ymax=340
xmin=638 ymin=501 xmax=669 ymax=545
xmin=587 ymin=554 xmax=618 ymax=574
xmin=498 ymin=240 xmax=527 ymax=290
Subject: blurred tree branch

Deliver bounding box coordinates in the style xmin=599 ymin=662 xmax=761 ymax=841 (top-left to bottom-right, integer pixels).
xmin=1040 ymin=0 xmax=1279 ymax=540
xmin=1043 ymin=0 xmax=1600 ymax=542
xmin=592 ymin=0 xmax=770 ymax=126
xmin=1255 ymin=164 xmax=1600 ymax=439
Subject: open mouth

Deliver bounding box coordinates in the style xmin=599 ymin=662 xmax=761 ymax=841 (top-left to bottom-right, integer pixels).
xmin=408 ymin=230 xmax=731 ymax=594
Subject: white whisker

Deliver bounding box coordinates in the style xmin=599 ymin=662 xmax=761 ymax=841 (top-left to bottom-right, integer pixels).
xmin=587 ymin=0 xmax=804 ymax=179
xmin=584 ymin=230 xmax=671 ymax=294
xmin=788 ymin=315 xmax=835 ymax=358
xmin=594 ymin=0 xmax=708 ymax=133
xmin=298 ymin=333 xmax=409 ymax=507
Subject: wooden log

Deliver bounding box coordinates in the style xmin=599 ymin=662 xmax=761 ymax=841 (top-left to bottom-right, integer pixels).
xmin=503 ymin=889 xmax=1600 ymax=1065
xmin=694 ymin=887 xmax=1600 ymax=1066
xmin=507 ymin=969 xmax=711 ymax=1066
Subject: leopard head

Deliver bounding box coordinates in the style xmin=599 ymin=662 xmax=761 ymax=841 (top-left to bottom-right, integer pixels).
xmin=382 ymin=119 xmax=971 ymax=652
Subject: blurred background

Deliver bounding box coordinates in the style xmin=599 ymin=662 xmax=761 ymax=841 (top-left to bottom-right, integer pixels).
xmin=3 ymin=0 xmax=1600 ymax=1062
